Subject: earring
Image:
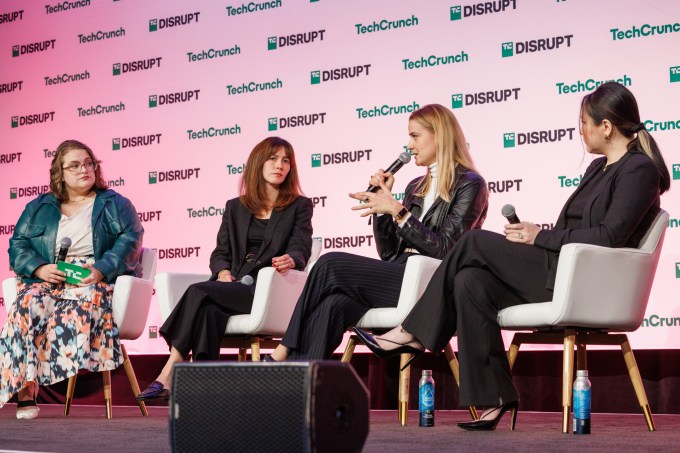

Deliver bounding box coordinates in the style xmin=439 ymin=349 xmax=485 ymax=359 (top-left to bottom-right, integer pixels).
xmin=604 ymin=134 xmax=611 ymax=142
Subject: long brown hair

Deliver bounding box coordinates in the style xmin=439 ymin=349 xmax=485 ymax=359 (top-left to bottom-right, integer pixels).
xmin=49 ymin=139 xmax=107 ymax=202
xmin=409 ymin=104 xmax=477 ymax=202
xmin=239 ymin=137 xmax=302 ymax=215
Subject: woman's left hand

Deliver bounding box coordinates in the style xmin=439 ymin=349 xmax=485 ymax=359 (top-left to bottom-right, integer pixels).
xmin=272 ymin=254 xmax=295 ymax=273
xmin=504 ymin=221 xmax=541 ymax=245
xmin=349 ymin=180 xmax=402 ymax=218
xmin=78 ymin=264 xmax=105 ymax=286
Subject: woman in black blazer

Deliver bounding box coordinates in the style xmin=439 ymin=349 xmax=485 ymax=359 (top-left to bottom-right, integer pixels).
xmin=268 ymin=104 xmax=489 ymax=361
xmin=138 ymin=137 xmax=313 ymax=401
xmin=356 ymin=82 xmax=671 ymax=430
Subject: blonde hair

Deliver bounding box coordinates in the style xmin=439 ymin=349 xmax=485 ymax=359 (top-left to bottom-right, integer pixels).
xmin=409 ymin=104 xmax=477 ymax=202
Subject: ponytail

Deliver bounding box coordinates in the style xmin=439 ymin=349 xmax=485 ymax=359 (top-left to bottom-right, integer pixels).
xmin=627 ymin=125 xmax=670 ymax=194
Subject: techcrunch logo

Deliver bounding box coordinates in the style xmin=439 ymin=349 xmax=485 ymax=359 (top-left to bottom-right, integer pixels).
xmin=0 ymin=152 xmax=22 ymax=164
xmin=451 ymin=87 xmax=520 ymax=109
xmin=226 ymin=1 xmax=282 ymax=16
xmin=1 ymin=81 xmax=23 ymax=94
xmin=149 ymin=12 xmax=200 ymax=32
xmin=611 ymin=22 xmax=680 ymax=41
xmin=668 ymin=217 xmax=680 ymax=228
xmin=78 ymin=27 xmax=125 ymax=44
xmin=311 ymin=64 xmax=371 ymax=84
xmin=502 ymin=34 xmax=573 ymax=57
xmin=158 ymin=247 xmax=200 ymax=260
xmin=0 ymin=225 xmax=15 ymax=236
xmin=487 ymin=179 xmax=522 ymax=193
xmin=45 ymin=0 xmax=91 ymax=14
xmin=113 ymin=57 xmax=162 ymax=76
xmin=671 ymin=66 xmax=680 ymax=83
xmin=268 ymin=30 xmax=325 ymax=50
xmin=12 ymin=39 xmax=56 ymax=57
xmin=355 ymin=14 xmax=418 ymax=34
xmin=112 ymin=134 xmax=162 ymax=150
xmin=148 ymin=168 xmax=200 ymax=184
xmin=268 ymin=113 xmax=326 ymax=131
xmin=642 ymin=119 xmax=680 ymax=132
xmin=44 ymin=70 xmax=90 ymax=86
xmin=107 ymin=177 xmax=124 ymax=187
xmin=11 ymin=112 xmax=55 ymax=128
xmin=149 ymin=89 xmax=200 ymax=108
xmin=673 ymin=163 xmax=680 ymax=180
xmin=558 ymin=174 xmax=582 ymax=188
xmin=227 ymin=163 xmax=245 ymax=175
xmin=187 ymin=45 xmax=240 ymax=62
xmin=227 ymin=78 xmax=282 ymax=95
xmin=10 ymin=185 xmax=50 ymax=199
xmin=138 ymin=211 xmax=162 ymax=222
xmin=187 ymin=124 xmax=241 ymax=140
xmin=356 ymin=102 xmax=419 ymax=119
xmin=641 ymin=314 xmax=680 ymax=327
xmin=556 ymin=75 xmax=631 ymax=94
xmin=403 ymin=51 xmax=468 ymax=70
xmin=0 ymin=10 xmax=24 ymax=25
xmin=187 ymin=206 xmax=225 ymax=218
xmin=450 ymin=1 xmax=516 ymax=20
xmin=503 ymin=128 xmax=576 ymax=147
xmin=77 ymin=102 xmax=125 ymax=117
xmin=311 ymin=149 xmax=372 ymax=167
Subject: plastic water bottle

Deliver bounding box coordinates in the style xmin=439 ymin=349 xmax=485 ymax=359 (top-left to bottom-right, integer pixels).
xmin=573 ymin=370 xmax=591 ymax=434
xmin=419 ymin=370 xmax=435 ymax=427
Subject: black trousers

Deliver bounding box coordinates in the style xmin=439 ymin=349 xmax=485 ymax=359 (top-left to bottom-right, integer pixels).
xmin=281 ymin=251 xmax=410 ymax=360
xmin=159 ymin=281 xmax=255 ymax=360
xmin=402 ymin=229 xmax=554 ymax=407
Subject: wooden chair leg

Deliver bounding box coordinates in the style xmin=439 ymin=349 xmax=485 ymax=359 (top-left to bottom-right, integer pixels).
xmin=64 ymin=375 xmax=77 ymax=416
xmin=340 ymin=336 xmax=356 ymax=363
xmin=444 ymin=343 xmax=478 ymax=420
xmin=251 ymin=338 xmax=261 ymax=362
xmin=562 ymin=330 xmax=576 ymax=434
xmin=238 ymin=347 xmax=247 ymax=362
xmin=102 ymin=370 xmax=112 ymax=419
xmin=122 ymin=344 xmax=148 ymax=416
xmin=576 ymin=343 xmax=587 ymax=370
xmin=398 ymin=354 xmax=411 ymax=426
xmin=620 ymin=337 xmax=655 ymax=431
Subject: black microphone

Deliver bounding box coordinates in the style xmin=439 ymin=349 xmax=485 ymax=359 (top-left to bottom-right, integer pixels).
xmin=55 ymin=237 xmax=72 ymax=263
xmin=239 ymin=275 xmax=254 ymax=286
xmin=366 ymin=152 xmax=412 ymax=193
xmin=501 ymin=204 xmax=520 ymax=224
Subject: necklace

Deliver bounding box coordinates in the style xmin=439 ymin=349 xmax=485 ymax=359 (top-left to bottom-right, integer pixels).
xmin=68 ymin=195 xmax=92 ymax=203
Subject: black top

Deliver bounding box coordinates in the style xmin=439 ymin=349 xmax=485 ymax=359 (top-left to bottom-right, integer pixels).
xmin=246 ymin=218 xmax=269 ymax=256
xmin=564 ymin=159 xmax=622 ymax=229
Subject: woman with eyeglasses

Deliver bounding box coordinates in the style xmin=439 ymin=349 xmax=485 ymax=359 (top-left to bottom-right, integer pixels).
xmin=0 ymin=139 xmax=144 ymax=419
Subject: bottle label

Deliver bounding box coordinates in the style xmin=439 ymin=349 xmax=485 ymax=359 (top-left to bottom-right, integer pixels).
xmin=573 ymin=388 xmax=591 ymax=419
xmin=419 ymin=383 xmax=435 ymax=427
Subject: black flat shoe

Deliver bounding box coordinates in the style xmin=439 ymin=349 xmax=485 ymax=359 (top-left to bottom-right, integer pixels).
xmin=457 ymin=401 xmax=518 ymax=431
xmin=352 ymin=327 xmax=424 ymax=371
xmin=262 ymin=355 xmax=277 ymax=362
xmin=137 ymin=381 xmax=170 ymax=401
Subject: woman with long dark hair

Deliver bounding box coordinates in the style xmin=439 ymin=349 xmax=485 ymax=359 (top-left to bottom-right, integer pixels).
xmin=356 ymin=82 xmax=670 ymax=430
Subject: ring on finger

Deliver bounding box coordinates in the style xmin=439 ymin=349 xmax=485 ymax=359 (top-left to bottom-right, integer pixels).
xmin=518 ymin=232 xmax=523 ymax=239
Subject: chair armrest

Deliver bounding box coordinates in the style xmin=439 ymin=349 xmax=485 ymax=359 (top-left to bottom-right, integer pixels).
xmin=2 ymin=277 xmax=18 ymax=304
xmin=155 ymin=272 xmax=211 ymax=322
xmin=112 ymin=275 xmax=154 ymax=340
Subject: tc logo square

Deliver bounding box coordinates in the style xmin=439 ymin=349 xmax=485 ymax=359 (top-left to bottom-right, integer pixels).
xmin=450 ymin=6 xmax=462 ymax=21
xmin=268 ymin=36 xmax=277 ymax=50
xmin=10 ymin=188 xmax=17 ymax=199
xmin=149 ymin=19 xmax=158 ymax=32
xmin=671 ymin=66 xmax=680 ymax=83
xmin=451 ymin=93 xmax=463 ymax=109
xmin=311 ymin=153 xmax=322 ymax=167
xmin=11 ymin=116 xmax=19 ymax=128
xmin=676 ymin=262 xmax=680 ymax=279
xmin=311 ymin=70 xmax=321 ymax=85
xmin=504 ymin=133 xmax=516 ymax=148
xmin=502 ymin=42 xmax=514 ymax=58
xmin=148 ymin=326 xmax=158 ymax=338
xmin=268 ymin=117 xmax=278 ymax=131
xmin=148 ymin=171 xmax=157 ymax=184
xmin=113 ymin=63 xmax=121 ymax=76
xmin=112 ymin=138 xmax=120 ymax=150
xmin=12 ymin=45 xmax=20 ymax=57
xmin=149 ymin=95 xmax=158 ymax=108
xmin=672 ymin=164 xmax=680 ymax=180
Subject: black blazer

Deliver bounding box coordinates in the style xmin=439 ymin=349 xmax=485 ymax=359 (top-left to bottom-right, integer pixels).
xmin=373 ymin=166 xmax=489 ymax=261
xmin=535 ymin=151 xmax=661 ymax=290
xmin=209 ymin=196 xmax=314 ymax=281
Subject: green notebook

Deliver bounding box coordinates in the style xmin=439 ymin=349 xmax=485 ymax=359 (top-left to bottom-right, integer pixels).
xmin=57 ymin=261 xmax=91 ymax=285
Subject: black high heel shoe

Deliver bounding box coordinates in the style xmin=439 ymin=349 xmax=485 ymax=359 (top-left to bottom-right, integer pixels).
xmin=457 ymin=400 xmax=518 ymax=431
xmin=352 ymin=327 xmax=424 ymax=371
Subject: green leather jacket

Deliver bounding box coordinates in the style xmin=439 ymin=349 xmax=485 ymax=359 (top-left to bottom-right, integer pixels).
xmin=9 ymin=189 xmax=144 ymax=284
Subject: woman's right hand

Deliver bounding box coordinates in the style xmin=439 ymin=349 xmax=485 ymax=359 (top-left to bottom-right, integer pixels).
xmin=217 ymin=269 xmax=235 ymax=282
xmin=34 ymin=264 xmax=66 ymax=284
xmin=368 ymin=169 xmax=395 ymax=194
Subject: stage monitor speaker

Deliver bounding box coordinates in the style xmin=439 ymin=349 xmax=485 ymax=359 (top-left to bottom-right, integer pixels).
xmin=169 ymin=361 xmax=370 ymax=453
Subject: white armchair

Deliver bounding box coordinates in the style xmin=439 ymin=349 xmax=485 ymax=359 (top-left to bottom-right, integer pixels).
xmin=155 ymin=239 xmax=322 ymax=361
xmin=2 ymin=247 xmax=157 ymax=419
xmin=495 ymin=209 xmax=669 ymax=433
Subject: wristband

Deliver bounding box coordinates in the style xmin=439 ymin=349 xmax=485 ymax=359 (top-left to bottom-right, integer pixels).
xmin=394 ymin=207 xmax=409 ymax=221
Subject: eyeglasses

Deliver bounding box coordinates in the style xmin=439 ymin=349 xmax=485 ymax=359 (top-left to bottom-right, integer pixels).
xmin=63 ymin=160 xmax=97 ymax=174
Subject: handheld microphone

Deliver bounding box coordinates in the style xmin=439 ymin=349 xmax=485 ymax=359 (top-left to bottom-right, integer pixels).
xmin=239 ymin=275 xmax=254 ymax=286
xmin=55 ymin=237 xmax=72 ymax=263
xmin=366 ymin=152 xmax=412 ymax=193
xmin=501 ymin=204 xmax=521 ymax=224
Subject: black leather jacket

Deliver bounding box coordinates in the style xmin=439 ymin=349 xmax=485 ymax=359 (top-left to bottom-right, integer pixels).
xmin=373 ymin=166 xmax=488 ymax=261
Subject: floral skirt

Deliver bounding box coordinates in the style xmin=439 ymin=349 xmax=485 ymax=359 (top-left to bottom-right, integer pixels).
xmin=0 ymin=256 xmax=122 ymax=407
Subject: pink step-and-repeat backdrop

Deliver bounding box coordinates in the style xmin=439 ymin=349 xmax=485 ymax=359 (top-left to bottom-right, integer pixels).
xmin=1 ymin=0 xmax=679 ymax=353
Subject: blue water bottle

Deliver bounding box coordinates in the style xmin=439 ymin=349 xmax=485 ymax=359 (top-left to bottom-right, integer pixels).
xmin=419 ymin=370 xmax=435 ymax=427
xmin=572 ymin=369 xmax=591 ymax=434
